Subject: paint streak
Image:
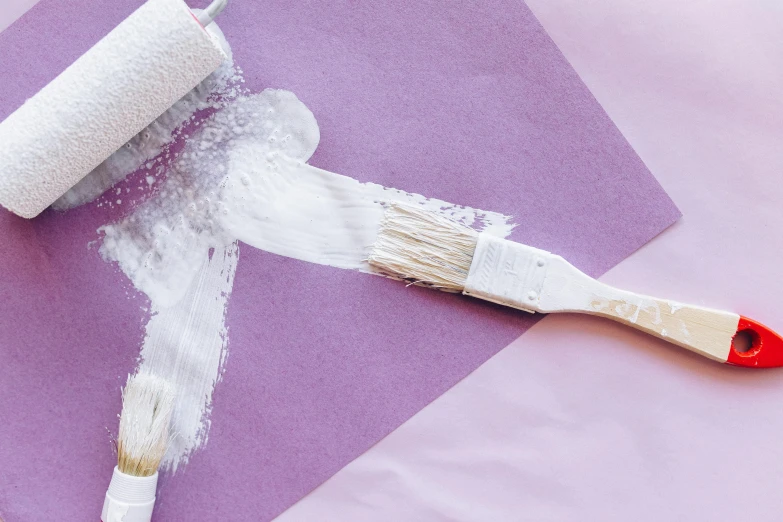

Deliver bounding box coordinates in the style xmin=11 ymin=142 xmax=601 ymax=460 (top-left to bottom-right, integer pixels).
xmin=138 ymin=244 xmax=238 ymax=470
xmin=219 ymin=144 xmax=514 ymax=273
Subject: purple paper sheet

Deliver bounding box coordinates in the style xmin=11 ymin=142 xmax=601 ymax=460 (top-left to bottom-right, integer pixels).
xmin=0 ymin=1 xmax=680 ymax=520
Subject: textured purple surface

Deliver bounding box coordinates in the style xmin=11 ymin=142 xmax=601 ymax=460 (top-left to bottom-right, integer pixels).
xmin=0 ymin=1 xmax=679 ymax=520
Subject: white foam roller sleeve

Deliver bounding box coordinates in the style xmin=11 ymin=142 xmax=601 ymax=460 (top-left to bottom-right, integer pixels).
xmin=0 ymin=0 xmax=227 ymax=218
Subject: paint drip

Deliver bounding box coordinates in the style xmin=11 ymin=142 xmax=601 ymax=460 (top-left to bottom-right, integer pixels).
xmin=92 ymin=35 xmax=515 ymax=470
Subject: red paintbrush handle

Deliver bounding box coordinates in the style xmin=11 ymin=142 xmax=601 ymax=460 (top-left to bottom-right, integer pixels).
xmin=726 ymin=316 xmax=783 ymax=368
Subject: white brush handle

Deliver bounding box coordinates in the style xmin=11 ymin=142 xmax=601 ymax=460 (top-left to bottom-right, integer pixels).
xmin=101 ymin=467 xmax=158 ymax=522
xmin=463 ymin=235 xmax=783 ymax=367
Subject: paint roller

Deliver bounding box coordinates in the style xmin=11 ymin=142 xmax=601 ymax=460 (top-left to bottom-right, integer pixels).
xmin=0 ymin=0 xmax=230 ymax=219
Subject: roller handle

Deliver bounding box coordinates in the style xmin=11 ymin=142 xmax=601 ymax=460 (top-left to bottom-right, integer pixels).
xmin=196 ymin=0 xmax=228 ymax=26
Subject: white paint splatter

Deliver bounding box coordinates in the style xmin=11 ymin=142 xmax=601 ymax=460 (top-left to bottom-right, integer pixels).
xmin=99 ymin=90 xmax=320 ymax=308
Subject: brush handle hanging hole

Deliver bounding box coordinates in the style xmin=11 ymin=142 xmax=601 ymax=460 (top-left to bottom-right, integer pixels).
xmin=731 ymin=329 xmax=759 ymax=354
xmin=726 ymin=316 xmax=783 ymax=367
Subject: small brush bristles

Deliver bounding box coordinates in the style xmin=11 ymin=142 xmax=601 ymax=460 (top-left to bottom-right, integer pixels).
xmin=117 ymin=373 xmax=175 ymax=477
xmin=368 ymin=203 xmax=478 ymax=292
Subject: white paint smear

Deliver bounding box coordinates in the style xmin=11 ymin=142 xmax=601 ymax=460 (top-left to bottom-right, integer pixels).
xmin=100 ymin=90 xmax=320 ymax=308
xmin=220 ymin=149 xmax=515 ymax=271
xmin=139 ymin=243 xmax=237 ymax=471
xmin=98 ymin=87 xmax=515 ymax=469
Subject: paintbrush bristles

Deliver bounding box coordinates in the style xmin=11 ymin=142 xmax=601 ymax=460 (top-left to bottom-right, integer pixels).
xmin=117 ymin=373 xmax=175 ymax=477
xmin=368 ymin=203 xmax=478 ymax=292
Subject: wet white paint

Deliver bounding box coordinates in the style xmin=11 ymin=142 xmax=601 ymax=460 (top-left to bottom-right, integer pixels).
xmin=219 ymin=147 xmax=514 ymax=273
xmin=138 ymin=244 xmax=238 ymax=470
xmin=98 ymin=87 xmax=515 ymax=469
xmin=100 ymin=90 xmax=320 ymax=309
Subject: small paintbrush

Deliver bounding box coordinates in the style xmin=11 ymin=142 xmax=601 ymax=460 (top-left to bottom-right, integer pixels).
xmin=368 ymin=203 xmax=783 ymax=367
xmin=102 ymin=373 xmax=175 ymax=522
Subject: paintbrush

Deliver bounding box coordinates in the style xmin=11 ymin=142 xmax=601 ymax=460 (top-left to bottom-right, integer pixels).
xmin=102 ymin=373 xmax=175 ymax=522
xmin=368 ymin=203 xmax=783 ymax=367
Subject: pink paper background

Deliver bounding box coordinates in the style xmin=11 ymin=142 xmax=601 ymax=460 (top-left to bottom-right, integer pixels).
xmin=278 ymin=1 xmax=783 ymax=520
xmin=0 ymin=1 xmax=690 ymax=520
